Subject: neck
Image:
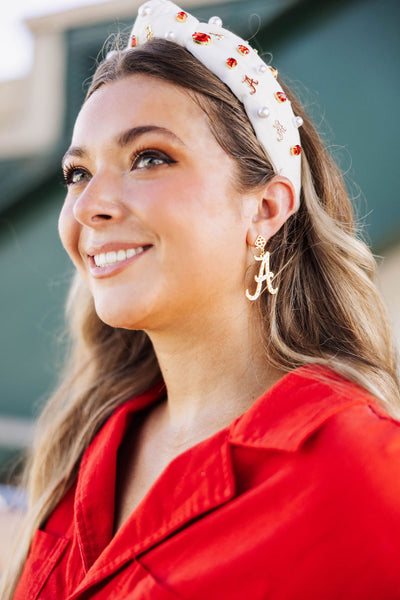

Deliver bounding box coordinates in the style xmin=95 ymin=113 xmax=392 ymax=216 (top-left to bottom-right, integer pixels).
xmin=146 ymin=307 xmax=284 ymax=437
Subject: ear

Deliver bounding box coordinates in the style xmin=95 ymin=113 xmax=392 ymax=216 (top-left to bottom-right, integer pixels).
xmin=246 ymin=176 xmax=296 ymax=247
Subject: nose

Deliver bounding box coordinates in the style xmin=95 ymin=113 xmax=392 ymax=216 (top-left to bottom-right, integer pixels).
xmin=72 ymin=167 xmax=126 ymax=227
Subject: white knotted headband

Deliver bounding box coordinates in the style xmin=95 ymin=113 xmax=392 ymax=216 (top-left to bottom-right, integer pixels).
xmin=127 ymin=0 xmax=303 ymax=209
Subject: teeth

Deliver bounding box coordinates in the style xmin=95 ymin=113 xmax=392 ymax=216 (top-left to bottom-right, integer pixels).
xmin=93 ymin=247 xmax=145 ymax=267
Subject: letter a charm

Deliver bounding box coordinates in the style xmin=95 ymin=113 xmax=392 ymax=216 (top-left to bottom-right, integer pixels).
xmin=246 ymin=235 xmax=278 ymax=301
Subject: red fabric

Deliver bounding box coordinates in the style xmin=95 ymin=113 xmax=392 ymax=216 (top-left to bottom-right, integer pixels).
xmin=14 ymin=366 xmax=400 ymax=599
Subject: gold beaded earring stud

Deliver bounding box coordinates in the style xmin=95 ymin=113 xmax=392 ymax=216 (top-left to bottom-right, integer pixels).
xmin=245 ymin=235 xmax=278 ymax=301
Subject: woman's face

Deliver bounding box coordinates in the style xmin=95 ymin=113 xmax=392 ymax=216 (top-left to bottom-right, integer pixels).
xmin=59 ymin=74 xmax=254 ymax=332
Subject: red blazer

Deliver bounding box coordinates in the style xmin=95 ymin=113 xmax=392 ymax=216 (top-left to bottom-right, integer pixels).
xmin=14 ymin=366 xmax=400 ymax=599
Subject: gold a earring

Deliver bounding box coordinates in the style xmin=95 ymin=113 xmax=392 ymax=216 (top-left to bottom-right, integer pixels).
xmin=245 ymin=235 xmax=278 ymax=301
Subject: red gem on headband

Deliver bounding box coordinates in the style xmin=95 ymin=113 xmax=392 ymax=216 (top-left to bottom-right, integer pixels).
xmin=290 ymin=144 xmax=302 ymax=156
xmin=237 ymin=44 xmax=250 ymax=56
xmin=176 ymin=11 xmax=188 ymax=22
xmin=192 ymin=32 xmax=211 ymax=45
xmin=275 ymin=92 xmax=287 ymax=103
xmin=130 ymin=35 xmax=138 ymax=47
xmin=226 ymin=57 xmax=238 ymax=69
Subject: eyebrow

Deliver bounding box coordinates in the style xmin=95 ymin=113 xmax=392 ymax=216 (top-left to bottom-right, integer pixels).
xmin=62 ymin=125 xmax=186 ymax=168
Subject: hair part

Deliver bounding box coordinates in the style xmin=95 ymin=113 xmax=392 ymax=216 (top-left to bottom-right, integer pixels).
xmin=2 ymin=37 xmax=399 ymax=599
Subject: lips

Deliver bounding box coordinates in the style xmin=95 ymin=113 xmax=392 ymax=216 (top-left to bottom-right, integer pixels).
xmin=85 ymin=242 xmax=152 ymax=276
xmin=94 ymin=247 xmax=145 ymax=267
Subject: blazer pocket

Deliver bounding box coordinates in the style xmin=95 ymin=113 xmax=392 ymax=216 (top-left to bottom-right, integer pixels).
xmin=13 ymin=529 xmax=70 ymax=600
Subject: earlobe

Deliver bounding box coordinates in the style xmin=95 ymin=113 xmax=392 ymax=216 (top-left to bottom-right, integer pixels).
xmin=246 ymin=176 xmax=296 ymax=246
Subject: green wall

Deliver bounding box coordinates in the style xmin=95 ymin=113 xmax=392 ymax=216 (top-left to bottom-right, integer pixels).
xmin=0 ymin=183 xmax=72 ymax=418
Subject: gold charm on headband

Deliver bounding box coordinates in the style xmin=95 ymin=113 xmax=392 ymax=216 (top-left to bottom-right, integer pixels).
xmin=145 ymin=25 xmax=155 ymax=40
xmin=243 ymin=75 xmax=259 ymax=95
xmin=273 ymin=120 xmax=286 ymax=142
xmin=269 ymin=66 xmax=278 ymax=78
xmin=209 ymin=32 xmax=225 ymax=40
xmin=246 ymin=236 xmax=278 ymax=301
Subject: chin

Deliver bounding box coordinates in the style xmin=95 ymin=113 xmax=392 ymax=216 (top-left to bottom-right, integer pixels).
xmin=93 ymin=295 xmax=153 ymax=331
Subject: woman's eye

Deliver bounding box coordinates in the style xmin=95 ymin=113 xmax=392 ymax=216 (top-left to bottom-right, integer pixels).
xmin=132 ymin=151 xmax=174 ymax=171
xmin=63 ymin=167 xmax=91 ymax=186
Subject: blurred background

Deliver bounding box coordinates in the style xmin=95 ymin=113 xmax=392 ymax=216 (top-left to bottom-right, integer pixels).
xmin=0 ymin=0 xmax=399 ymax=482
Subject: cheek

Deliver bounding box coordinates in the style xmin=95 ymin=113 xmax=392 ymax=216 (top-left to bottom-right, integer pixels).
xmin=58 ymin=201 xmax=81 ymax=266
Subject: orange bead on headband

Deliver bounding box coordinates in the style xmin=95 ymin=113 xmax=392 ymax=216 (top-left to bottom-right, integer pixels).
xmin=127 ymin=0 xmax=303 ymax=209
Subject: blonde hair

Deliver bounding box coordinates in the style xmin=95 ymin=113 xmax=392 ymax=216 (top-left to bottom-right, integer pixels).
xmin=2 ymin=39 xmax=399 ymax=598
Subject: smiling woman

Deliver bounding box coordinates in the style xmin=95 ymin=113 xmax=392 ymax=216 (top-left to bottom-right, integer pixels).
xmin=2 ymin=1 xmax=400 ymax=599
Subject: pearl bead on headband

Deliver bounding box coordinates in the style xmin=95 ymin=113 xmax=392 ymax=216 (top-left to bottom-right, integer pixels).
xmin=128 ymin=0 xmax=303 ymax=209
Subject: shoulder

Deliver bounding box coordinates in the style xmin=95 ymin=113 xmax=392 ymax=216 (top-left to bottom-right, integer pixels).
xmin=224 ymin=366 xmax=400 ymax=596
xmin=306 ymin=377 xmax=400 ymax=503
xmin=230 ymin=364 xmax=400 ymax=496
xmin=231 ymin=363 xmax=400 ymax=449
xmin=295 ymin=365 xmax=400 ymax=470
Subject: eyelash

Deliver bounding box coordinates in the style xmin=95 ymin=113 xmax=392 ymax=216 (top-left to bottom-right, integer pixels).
xmin=61 ymin=148 xmax=176 ymax=187
xmin=132 ymin=147 xmax=176 ymax=170
xmin=61 ymin=163 xmax=88 ymax=187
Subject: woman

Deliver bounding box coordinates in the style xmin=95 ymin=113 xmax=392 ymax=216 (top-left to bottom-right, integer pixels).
xmin=2 ymin=1 xmax=400 ymax=598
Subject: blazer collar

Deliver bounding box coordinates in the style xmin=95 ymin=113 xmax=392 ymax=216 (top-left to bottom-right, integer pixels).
xmin=229 ymin=364 xmax=376 ymax=452
xmin=72 ymin=389 xmax=235 ymax=595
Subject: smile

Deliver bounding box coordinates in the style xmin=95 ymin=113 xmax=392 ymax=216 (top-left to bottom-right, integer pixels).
xmin=94 ymin=247 xmax=145 ymax=267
